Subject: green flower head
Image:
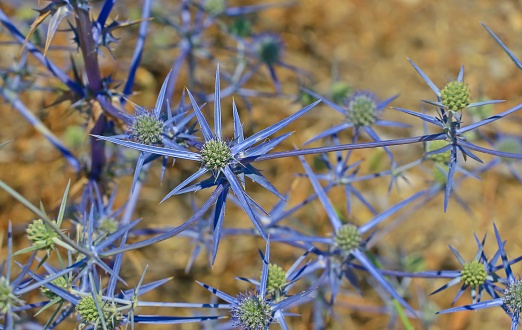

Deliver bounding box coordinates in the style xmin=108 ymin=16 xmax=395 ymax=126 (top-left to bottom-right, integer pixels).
xmin=345 ymin=91 xmax=380 ymax=127
xmin=200 ymin=138 xmax=232 ymax=172
xmin=461 ymin=260 xmax=487 ymax=287
xmin=230 ymin=290 xmax=273 ymax=330
xmin=440 ymin=80 xmax=471 ymax=111
xmin=129 ymin=109 xmax=164 ymax=145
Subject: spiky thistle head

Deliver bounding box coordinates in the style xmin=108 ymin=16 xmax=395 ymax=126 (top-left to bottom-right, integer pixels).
xmin=97 ymin=216 xmax=118 ymax=235
xmin=330 ymin=81 xmax=352 ymax=104
xmin=230 ymin=290 xmax=273 ymax=330
xmin=0 ymin=276 xmax=23 ymax=313
xmin=254 ymin=34 xmax=283 ymax=66
xmin=440 ymin=80 xmax=471 ymax=111
xmin=40 ymin=276 xmax=70 ymax=300
xmin=461 ymin=260 xmax=487 ymax=288
xmin=333 ymin=224 xmax=362 ymax=255
xmin=345 ymin=91 xmax=380 ymax=127
xmin=425 ymin=140 xmax=451 ymax=164
xmin=76 ymin=295 xmax=122 ymax=329
xmin=200 ymin=138 xmax=232 ymax=172
xmin=503 ymin=279 xmax=522 ymax=316
xmin=26 ymin=219 xmax=59 ymax=251
xmin=265 ymin=264 xmax=287 ymax=296
xmin=128 ymin=108 xmax=164 ymax=145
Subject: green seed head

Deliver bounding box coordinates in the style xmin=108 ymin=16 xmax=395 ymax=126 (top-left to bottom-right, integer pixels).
xmin=76 ymin=295 xmax=121 ymax=329
xmin=440 ymin=81 xmax=471 ymax=111
xmin=461 ymin=260 xmax=487 ymax=287
xmin=97 ymin=217 xmax=118 ymax=235
xmin=229 ymin=17 xmax=252 ymax=37
xmin=265 ymin=264 xmax=287 ymax=294
xmin=0 ymin=276 xmax=23 ymax=313
xmin=345 ymin=91 xmax=379 ymax=127
xmin=425 ymin=140 xmax=451 ymax=164
xmin=503 ymin=280 xmax=522 ymax=314
xmin=330 ymin=81 xmax=352 ymax=104
xmin=334 ymin=224 xmax=362 ymax=254
xmin=255 ymin=35 xmax=282 ymax=66
xmin=231 ymin=291 xmax=273 ymax=330
xmin=200 ymin=138 xmax=232 ymax=172
xmin=130 ymin=111 xmax=164 ymax=145
xmin=204 ymin=0 xmax=226 ymax=16
xmin=40 ymin=276 xmax=69 ymax=299
xmin=26 ymin=219 xmax=59 ymax=251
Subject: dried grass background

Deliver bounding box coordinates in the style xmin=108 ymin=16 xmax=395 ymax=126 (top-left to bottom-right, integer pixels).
xmin=2 ymin=0 xmax=522 ymax=329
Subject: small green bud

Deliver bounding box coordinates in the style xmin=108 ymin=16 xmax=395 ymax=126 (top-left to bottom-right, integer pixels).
xmin=330 ymin=81 xmax=352 ymax=104
xmin=229 ymin=17 xmax=252 ymax=37
xmin=97 ymin=217 xmax=118 ymax=235
xmin=440 ymin=81 xmax=471 ymax=111
xmin=503 ymin=280 xmax=522 ymax=314
xmin=76 ymin=295 xmax=121 ymax=329
xmin=26 ymin=219 xmax=59 ymax=251
xmin=40 ymin=276 xmax=69 ymax=299
xmin=200 ymin=139 xmax=232 ymax=172
xmin=231 ymin=291 xmax=273 ymax=330
xmin=425 ymin=140 xmax=451 ymax=164
xmin=345 ymin=91 xmax=379 ymax=127
xmin=130 ymin=111 xmax=164 ymax=145
xmin=255 ymin=35 xmax=282 ymax=66
xmin=461 ymin=260 xmax=487 ymax=287
xmin=0 ymin=276 xmax=23 ymax=313
xmin=265 ymin=264 xmax=286 ymax=294
xmin=334 ymin=224 xmax=361 ymax=254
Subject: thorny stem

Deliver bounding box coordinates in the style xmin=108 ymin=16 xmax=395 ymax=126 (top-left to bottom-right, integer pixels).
xmin=72 ymin=3 xmax=102 ymax=92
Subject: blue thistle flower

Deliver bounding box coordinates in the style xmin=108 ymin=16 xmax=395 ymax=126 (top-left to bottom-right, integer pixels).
xmin=95 ymin=66 xmax=320 ymax=262
xmin=437 ymin=224 xmax=522 ymax=330
xmin=295 ymin=155 xmax=422 ymax=316
xmin=196 ymin=241 xmax=320 ymax=329
xmin=392 ymin=59 xmax=522 ymax=211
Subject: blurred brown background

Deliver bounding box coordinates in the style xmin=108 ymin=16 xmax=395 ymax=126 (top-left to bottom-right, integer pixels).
xmin=2 ymin=0 xmax=522 ymax=329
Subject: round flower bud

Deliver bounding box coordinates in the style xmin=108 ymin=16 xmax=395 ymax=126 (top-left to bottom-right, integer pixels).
xmin=265 ymin=264 xmax=286 ymax=294
xmin=129 ymin=110 xmax=164 ymax=145
xmin=254 ymin=34 xmax=282 ymax=66
xmin=425 ymin=140 xmax=451 ymax=164
xmin=345 ymin=91 xmax=379 ymax=127
xmin=40 ymin=276 xmax=69 ymax=299
xmin=440 ymin=81 xmax=471 ymax=111
xmin=26 ymin=219 xmax=59 ymax=251
xmin=76 ymin=295 xmax=121 ymax=329
xmin=503 ymin=279 xmax=522 ymax=315
xmin=461 ymin=260 xmax=487 ymax=287
xmin=0 ymin=276 xmax=23 ymax=313
xmin=334 ymin=224 xmax=362 ymax=254
xmin=231 ymin=291 xmax=273 ymax=330
xmin=330 ymin=81 xmax=352 ymax=104
xmin=200 ymin=138 xmax=232 ymax=172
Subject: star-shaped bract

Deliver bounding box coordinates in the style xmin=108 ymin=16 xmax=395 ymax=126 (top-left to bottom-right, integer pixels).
xmin=96 ymin=65 xmax=320 ymax=262
xmin=303 ymin=89 xmax=406 ymax=164
xmin=298 ymin=155 xmax=419 ymax=316
xmin=437 ymin=224 xmax=522 ymax=330
xmin=196 ymin=240 xmax=319 ymax=329
xmin=392 ymin=60 xmax=522 ymax=211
